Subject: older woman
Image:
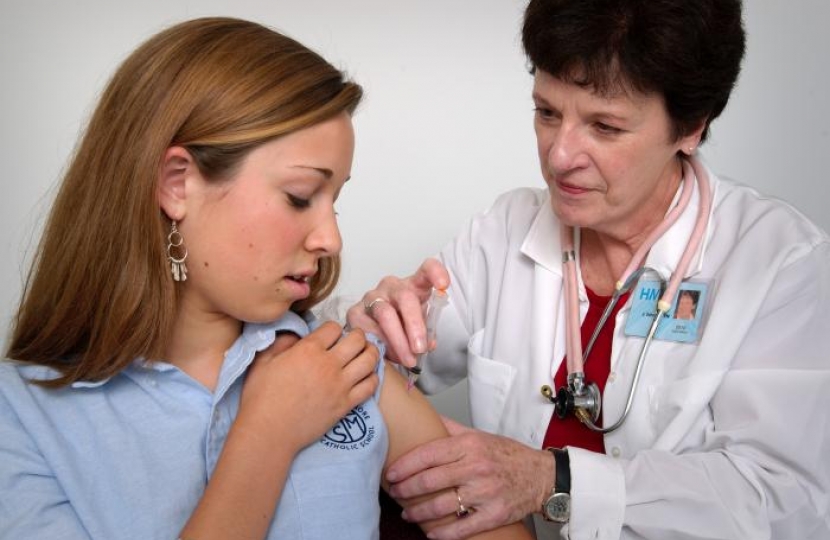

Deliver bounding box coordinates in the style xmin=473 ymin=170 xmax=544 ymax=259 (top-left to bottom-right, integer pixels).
xmin=349 ymin=1 xmax=830 ymax=539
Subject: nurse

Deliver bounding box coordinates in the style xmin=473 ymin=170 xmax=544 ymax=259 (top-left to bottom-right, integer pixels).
xmin=348 ymin=0 xmax=830 ymax=539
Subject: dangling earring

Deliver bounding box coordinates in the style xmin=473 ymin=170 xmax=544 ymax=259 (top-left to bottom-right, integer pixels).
xmin=167 ymin=221 xmax=188 ymax=282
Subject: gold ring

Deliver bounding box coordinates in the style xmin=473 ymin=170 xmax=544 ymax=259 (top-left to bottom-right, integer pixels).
xmin=363 ymin=297 xmax=387 ymax=317
xmin=455 ymin=488 xmax=473 ymax=518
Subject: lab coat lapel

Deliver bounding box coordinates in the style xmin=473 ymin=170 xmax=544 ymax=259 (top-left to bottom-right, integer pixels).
xmin=520 ymin=197 xmax=575 ymax=442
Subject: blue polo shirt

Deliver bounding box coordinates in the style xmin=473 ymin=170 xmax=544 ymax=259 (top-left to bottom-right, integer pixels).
xmin=0 ymin=312 xmax=388 ymax=539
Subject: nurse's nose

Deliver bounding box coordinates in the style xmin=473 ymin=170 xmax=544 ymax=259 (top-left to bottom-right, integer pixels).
xmin=546 ymin=124 xmax=589 ymax=175
xmin=306 ymin=206 xmax=342 ymax=256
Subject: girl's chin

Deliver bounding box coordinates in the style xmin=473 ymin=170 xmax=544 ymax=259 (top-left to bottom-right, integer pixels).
xmin=238 ymin=304 xmax=293 ymax=325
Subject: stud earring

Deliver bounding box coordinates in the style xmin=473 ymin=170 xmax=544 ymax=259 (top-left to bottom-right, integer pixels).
xmin=167 ymin=221 xmax=188 ymax=282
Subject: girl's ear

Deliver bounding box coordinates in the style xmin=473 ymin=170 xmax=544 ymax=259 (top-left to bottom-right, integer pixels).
xmin=157 ymin=146 xmax=196 ymax=220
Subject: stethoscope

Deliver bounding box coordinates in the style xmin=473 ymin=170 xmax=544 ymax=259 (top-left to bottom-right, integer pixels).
xmin=541 ymin=154 xmax=712 ymax=434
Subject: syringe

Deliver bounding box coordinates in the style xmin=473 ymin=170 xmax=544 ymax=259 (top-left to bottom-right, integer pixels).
xmin=407 ymin=288 xmax=448 ymax=391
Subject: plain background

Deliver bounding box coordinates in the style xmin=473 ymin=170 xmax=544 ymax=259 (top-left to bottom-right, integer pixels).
xmin=1 ymin=0 xmax=828 ymax=423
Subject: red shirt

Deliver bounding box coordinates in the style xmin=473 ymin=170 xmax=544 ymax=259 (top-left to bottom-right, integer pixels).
xmin=542 ymin=287 xmax=630 ymax=453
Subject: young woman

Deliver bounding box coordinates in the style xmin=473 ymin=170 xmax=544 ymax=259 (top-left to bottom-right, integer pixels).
xmin=0 ymin=17 xmax=531 ymax=540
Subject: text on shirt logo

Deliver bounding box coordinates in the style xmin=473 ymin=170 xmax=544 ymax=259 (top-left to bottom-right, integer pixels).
xmin=321 ymin=406 xmax=375 ymax=450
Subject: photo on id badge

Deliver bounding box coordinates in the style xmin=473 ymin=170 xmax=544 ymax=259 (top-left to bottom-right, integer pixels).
xmin=624 ymin=280 xmax=710 ymax=344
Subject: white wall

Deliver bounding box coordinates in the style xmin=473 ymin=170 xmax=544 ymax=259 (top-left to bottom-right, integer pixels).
xmin=2 ymin=0 xmax=828 ymax=423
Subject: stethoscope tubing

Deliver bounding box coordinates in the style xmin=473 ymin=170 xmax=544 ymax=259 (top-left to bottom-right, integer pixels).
xmin=553 ymin=154 xmax=712 ymax=434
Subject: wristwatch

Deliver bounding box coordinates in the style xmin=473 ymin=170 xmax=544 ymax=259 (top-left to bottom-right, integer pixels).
xmin=541 ymin=447 xmax=571 ymax=523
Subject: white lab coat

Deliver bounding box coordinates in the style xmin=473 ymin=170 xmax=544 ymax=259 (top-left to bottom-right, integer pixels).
xmin=419 ymin=159 xmax=830 ymax=540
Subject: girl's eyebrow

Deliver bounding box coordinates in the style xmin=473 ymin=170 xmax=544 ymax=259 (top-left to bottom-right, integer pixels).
xmin=290 ymin=165 xmax=333 ymax=179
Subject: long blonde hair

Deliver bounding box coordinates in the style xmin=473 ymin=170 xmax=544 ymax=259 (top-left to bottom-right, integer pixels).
xmin=7 ymin=17 xmax=363 ymax=387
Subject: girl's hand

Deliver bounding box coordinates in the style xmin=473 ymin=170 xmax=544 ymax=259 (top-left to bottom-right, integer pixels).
xmin=238 ymin=321 xmax=380 ymax=452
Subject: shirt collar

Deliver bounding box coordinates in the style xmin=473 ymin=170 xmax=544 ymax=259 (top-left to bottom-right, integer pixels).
xmin=520 ymin=199 xmax=564 ymax=276
xmin=211 ymin=310 xmax=312 ymax=399
xmin=70 ymin=311 xmax=313 ymax=390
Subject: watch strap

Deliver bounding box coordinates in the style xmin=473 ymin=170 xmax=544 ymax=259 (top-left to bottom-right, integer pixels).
xmin=541 ymin=447 xmax=571 ymax=523
xmin=550 ymin=447 xmax=570 ymax=494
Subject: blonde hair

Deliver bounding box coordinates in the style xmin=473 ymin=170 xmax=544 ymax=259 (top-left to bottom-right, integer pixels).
xmin=7 ymin=17 xmax=363 ymax=387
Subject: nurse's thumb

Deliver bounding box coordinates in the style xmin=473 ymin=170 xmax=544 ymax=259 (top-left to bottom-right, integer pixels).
xmin=441 ymin=415 xmax=474 ymax=436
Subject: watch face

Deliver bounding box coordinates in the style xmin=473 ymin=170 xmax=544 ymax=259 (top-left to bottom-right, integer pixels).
xmin=544 ymin=492 xmax=570 ymax=523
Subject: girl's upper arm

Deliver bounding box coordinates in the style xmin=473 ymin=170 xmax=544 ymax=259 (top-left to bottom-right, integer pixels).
xmin=380 ymin=362 xmax=451 ymax=475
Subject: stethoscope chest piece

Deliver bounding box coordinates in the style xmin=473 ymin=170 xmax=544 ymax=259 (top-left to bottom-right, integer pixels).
xmin=541 ymin=372 xmax=602 ymax=424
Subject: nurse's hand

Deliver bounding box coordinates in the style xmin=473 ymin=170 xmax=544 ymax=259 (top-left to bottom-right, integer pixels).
xmin=385 ymin=417 xmax=554 ymax=540
xmin=346 ymin=257 xmax=450 ymax=368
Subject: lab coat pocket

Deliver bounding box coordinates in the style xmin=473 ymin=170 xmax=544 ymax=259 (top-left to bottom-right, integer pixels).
xmin=467 ymin=329 xmax=517 ymax=434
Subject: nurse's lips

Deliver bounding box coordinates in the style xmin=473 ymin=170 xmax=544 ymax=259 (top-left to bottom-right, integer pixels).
xmin=556 ymin=179 xmax=592 ymax=195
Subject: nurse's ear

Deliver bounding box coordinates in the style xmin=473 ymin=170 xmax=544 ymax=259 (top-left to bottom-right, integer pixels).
xmin=157 ymin=146 xmax=196 ymax=221
xmin=678 ymin=119 xmax=707 ymax=156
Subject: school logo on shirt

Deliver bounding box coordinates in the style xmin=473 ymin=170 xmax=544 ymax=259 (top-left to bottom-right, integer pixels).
xmin=320 ymin=405 xmax=376 ymax=451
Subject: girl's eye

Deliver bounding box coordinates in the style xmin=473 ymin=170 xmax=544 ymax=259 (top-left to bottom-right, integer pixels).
xmin=287 ymin=194 xmax=311 ymax=209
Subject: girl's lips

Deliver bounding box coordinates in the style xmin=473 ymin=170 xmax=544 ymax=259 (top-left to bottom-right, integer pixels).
xmin=283 ymin=276 xmax=311 ymax=299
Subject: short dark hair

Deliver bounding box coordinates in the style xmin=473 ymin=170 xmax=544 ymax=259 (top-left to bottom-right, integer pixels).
xmin=522 ymin=0 xmax=746 ymax=142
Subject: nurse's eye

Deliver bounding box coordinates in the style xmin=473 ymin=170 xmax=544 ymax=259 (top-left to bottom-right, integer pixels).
xmin=287 ymin=194 xmax=311 ymax=209
xmin=534 ymin=106 xmax=555 ymax=120
xmin=594 ymin=122 xmax=623 ymax=135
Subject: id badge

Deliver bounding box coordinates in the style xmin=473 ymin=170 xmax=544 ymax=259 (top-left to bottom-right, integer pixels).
xmin=624 ymin=280 xmax=710 ymax=343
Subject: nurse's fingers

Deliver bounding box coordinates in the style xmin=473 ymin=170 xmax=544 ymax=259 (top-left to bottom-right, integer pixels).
xmin=386 ymin=285 xmax=428 ymax=363
xmin=441 ymin=415 xmax=474 ymax=436
xmin=345 ymin=285 xmax=411 ymax=365
xmin=409 ymin=257 xmax=451 ymax=292
xmin=346 ymin=258 xmax=451 ymax=367
xmin=385 ymin=436 xmax=464 ymax=492
xmin=367 ymin=291 xmax=418 ymax=367
xmin=392 ymin=258 xmax=451 ymax=364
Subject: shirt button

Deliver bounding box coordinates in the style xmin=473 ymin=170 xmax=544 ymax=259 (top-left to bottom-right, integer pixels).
xmin=607 ymin=372 xmax=617 ymax=383
xmin=611 ymin=446 xmax=622 ymax=458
